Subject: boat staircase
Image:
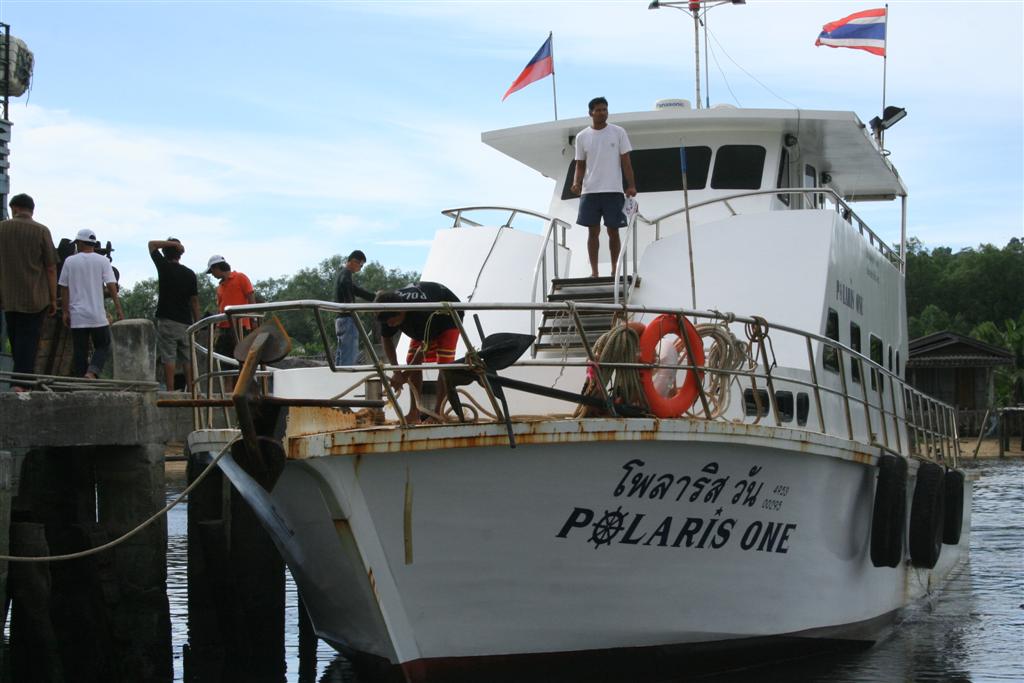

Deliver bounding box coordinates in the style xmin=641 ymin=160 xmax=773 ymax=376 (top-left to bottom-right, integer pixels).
xmin=534 ymin=275 xmax=635 ymax=355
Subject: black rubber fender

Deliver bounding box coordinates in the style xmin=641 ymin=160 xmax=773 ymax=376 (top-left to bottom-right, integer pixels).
xmin=870 ymin=453 xmax=907 ymax=568
xmin=943 ymin=469 xmax=966 ymax=545
xmin=909 ymin=461 xmax=946 ymax=568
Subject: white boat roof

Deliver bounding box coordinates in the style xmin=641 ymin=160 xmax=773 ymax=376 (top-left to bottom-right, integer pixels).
xmin=483 ymin=107 xmax=907 ymax=200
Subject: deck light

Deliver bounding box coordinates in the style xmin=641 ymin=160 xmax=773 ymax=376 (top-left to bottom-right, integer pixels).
xmin=870 ymin=106 xmax=907 ymax=133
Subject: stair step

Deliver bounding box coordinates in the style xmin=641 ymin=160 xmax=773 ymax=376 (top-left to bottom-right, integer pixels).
xmin=551 ymin=275 xmax=635 ymax=289
xmin=539 ymin=321 xmax=613 ymax=334
xmin=546 ymin=291 xmax=616 ymax=303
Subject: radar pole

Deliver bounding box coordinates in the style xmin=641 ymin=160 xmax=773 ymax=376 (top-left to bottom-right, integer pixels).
xmin=648 ymin=1 xmax=746 ymax=110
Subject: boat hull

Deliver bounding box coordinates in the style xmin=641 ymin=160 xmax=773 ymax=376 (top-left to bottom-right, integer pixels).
xmin=189 ymin=421 xmax=971 ymax=681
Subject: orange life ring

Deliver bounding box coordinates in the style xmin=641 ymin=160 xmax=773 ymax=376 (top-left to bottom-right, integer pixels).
xmin=638 ymin=314 xmax=705 ymax=418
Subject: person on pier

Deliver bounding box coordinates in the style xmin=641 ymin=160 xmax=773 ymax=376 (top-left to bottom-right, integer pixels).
xmin=59 ymin=228 xmax=124 ymax=378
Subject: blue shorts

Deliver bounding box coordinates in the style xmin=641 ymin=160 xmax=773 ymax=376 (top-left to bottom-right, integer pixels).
xmin=577 ymin=192 xmax=627 ymax=229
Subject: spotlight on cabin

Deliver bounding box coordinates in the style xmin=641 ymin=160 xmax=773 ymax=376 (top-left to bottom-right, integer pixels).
xmin=820 ymin=172 xmax=832 ymax=185
xmin=869 ymin=106 xmax=907 ymax=135
xmin=784 ymin=134 xmax=798 ymax=147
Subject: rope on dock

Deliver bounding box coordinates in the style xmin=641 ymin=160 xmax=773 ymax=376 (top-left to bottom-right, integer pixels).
xmin=0 ymin=435 xmax=240 ymax=563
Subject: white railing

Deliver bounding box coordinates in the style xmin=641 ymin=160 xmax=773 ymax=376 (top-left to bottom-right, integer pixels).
xmin=613 ymin=187 xmax=904 ymax=305
xmin=185 ymin=299 xmax=960 ymax=466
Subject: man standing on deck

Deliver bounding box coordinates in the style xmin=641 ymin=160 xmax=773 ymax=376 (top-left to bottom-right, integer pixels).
xmin=0 ymin=193 xmax=57 ymax=391
xmin=59 ymin=228 xmax=124 ymax=378
xmin=206 ymin=255 xmax=256 ymax=388
xmin=376 ymin=282 xmax=463 ymax=423
xmin=334 ymin=249 xmax=374 ymax=366
xmin=149 ymin=238 xmax=200 ymax=391
xmin=570 ymin=96 xmax=637 ymax=278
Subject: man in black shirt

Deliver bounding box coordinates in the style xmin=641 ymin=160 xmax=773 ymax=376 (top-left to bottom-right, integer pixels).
xmin=148 ymin=238 xmax=200 ymax=391
xmin=376 ymin=281 xmax=462 ymax=422
xmin=334 ymin=249 xmax=374 ymax=366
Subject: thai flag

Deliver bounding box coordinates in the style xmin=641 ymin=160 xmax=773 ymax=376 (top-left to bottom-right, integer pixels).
xmin=815 ymin=8 xmax=887 ymax=57
xmin=502 ymin=36 xmax=554 ymax=101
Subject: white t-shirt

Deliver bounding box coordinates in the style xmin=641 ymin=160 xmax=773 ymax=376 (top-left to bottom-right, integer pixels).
xmin=58 ymin=251 xmax=117 ymax=328
xmin=574 ymin=123 xmax=633 ymax=194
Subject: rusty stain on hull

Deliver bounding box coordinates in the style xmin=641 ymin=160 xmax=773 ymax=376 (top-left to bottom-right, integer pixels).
xmin=283 ymin=415 xmax=882 ymax=469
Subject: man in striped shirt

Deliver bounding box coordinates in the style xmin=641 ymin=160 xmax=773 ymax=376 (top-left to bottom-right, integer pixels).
xmin=0 ymin=194 xmax=57 ymax=391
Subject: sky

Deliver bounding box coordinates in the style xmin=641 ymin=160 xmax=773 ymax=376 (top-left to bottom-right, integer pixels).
xmin=0 ymin=0 xmax=1021 ymax=289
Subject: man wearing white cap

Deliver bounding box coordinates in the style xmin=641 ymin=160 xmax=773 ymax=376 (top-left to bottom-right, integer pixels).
xmin=206 ymin=254 xmax=255 ymax=365
xmin=58 ymin=228 xmax=124 ymax=378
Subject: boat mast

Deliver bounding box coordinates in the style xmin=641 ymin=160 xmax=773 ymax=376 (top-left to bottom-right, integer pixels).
xmin=648 ymin=0 xmax=745 ymax=109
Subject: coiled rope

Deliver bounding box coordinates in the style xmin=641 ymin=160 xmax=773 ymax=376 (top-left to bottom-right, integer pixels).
xmin=686 ymin=323 xmax=750 ymax=418
xmin=575 ymin=322 xmax=645 ymax=417
xmin=0 ymin=436 xmax=240 ymax=563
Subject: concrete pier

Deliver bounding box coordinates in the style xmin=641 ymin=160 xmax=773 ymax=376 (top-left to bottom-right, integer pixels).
xmin=0 ymin=391 xmax=171 ymax=682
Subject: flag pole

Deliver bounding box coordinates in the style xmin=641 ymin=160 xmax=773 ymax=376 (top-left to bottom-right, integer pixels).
xmin=880 ymin=4 xmax=888 ymax=147
xmin=549 ymin=31 xmax=558 ymax=120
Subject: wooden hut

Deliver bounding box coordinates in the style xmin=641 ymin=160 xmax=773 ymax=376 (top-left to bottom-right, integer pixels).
xmin=906 ymin=331 xmax=1015 ymax=435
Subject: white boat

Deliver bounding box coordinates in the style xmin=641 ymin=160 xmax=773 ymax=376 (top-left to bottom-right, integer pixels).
xmin=186 ymin=99 xmax=970 ymax=681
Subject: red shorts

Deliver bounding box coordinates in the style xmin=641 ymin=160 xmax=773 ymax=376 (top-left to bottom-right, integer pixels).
xmin=407 ymin=328 xmax=460 ymax=364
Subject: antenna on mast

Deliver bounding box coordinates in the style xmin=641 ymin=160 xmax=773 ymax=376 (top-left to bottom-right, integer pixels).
xmin=648 ymin=0 xmax=745 ymax=110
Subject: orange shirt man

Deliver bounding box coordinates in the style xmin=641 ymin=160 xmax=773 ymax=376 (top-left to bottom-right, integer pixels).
xmin=206 ymin=254 xmax=255 ymax=359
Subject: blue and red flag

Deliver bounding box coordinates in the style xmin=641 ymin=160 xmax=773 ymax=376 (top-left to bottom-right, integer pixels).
xmin=815 ymin=8 xmax=887 ymax=57
xmin=502 ymin=36 xmax=554 ymax=101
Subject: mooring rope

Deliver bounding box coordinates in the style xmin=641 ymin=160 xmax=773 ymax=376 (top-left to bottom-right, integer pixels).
xmin=574 ymin=323 xmax=645 ymax=417
xmin=0 ymin=435 xmax=241 ymax=563
xmin=686 ymin=323 xmax=750 ymax=419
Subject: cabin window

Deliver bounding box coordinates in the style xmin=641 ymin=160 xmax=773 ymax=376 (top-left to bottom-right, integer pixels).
xmin=775 ymin=391 xmax=794 ymax=422
xmin=743 ymin=388 xmax=770 ymax=417
xmin=776 ymin=147 xmax=791 ymax=206
xmin=560 ymin=146 xmax=712 ymax=199
xmin=888 ymin=346 xmax=893 ymax=372
xmin=711 ymin=145 xmax=766 ymax=190
xmin=850 ymin=322 xmax=862 ymax=384
xmin=804 ymin=164 xmax=821 ymax=208
xmin=796 ymin=393 xmax=810 ymax=426
xmin=896 ymin=351 xmax=901 ymax=377
xmin=870 ymin=334 xmax=883 ymax=391
xmin=824 ymin=308 xmax=840 ymax=373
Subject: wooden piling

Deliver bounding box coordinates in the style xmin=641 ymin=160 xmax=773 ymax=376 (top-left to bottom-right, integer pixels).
xmin=185 ymin=445 xmax=285 ymax=682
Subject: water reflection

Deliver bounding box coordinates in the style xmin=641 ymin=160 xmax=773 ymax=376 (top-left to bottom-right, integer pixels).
xmin=167 ymin=460 xmax=1024 ymax=683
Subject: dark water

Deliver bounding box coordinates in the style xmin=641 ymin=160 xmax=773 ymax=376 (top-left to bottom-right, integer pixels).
xmin=166 ymin=460 xmax=1024 ymax=683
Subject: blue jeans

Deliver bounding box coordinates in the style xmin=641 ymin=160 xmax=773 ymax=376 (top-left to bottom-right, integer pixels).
xmin=335 ymin=316 xmax=360 ymax=366
xmin=72 ymin=326 xmax=112 ymax=377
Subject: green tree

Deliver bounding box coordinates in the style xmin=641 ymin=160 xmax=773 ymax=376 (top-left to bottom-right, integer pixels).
xmin=251 ymin=257 xmax=418 ymax=356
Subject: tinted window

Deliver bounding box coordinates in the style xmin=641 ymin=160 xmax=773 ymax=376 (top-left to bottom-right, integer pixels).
xmin=711 ymin=145 xmax=766 ymax=190
xmin=850 ymin=322 xmax=862 ymax=384
xmin=743 ymin=388 xmax=770 ymax=417
xmin=870 ymin=335 xmax=883 ymax=391
xmin=824 ymin=308 xmax=840 ymax=373
xmin=776 ymin=147 xmax=790 ymax=206
xmin=561 ymin=146 xmax=712 ymax=199
xmin=775 ymin=391 xmax=794 ymax=422
xmin=633 ymin=146 xmax=711 ymax=192
xmin=797 ymin=393 xmax=810 ymax=426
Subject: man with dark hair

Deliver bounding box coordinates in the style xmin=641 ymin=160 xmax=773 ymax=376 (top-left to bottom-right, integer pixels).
xmin=59 ymin=228 xmax=124 ymax=378
xmin=570 ymin=96 xmax=637 ymax=278
xmin=149 ymin=238 xmax=200 ymax=391
xmin=334 ymin=249 xmax=374 ymax=366
xmin=0 ymin=193 xmax=57 ymax=391
xmin=376 ymin=282 xmax=462 ymax=422
xmin=206 ymin=255 xmax=255 ymax=365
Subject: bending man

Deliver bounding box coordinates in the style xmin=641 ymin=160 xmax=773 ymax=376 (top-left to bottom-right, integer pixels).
xmin=376 ymin=282 xmax=462 ymax=423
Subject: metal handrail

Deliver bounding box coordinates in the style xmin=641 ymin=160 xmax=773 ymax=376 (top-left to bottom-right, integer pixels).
xmin=637 ymin=187 xmax=902 ymax=269
xmin=442 ymin=205 xmax=568 ymax=230
xmin=185 ymin=298 xmax=959 ymax=466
